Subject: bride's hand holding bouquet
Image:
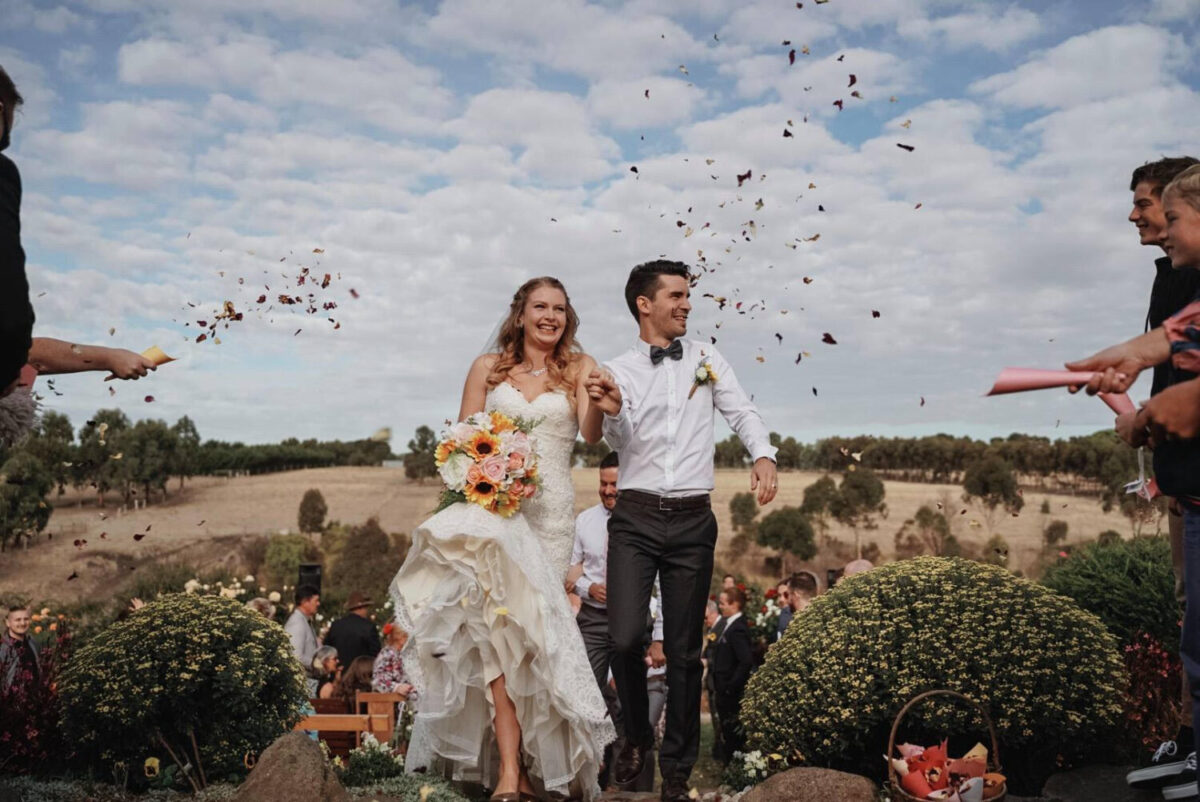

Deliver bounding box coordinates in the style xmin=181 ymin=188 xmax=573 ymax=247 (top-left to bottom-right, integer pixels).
xmin=433 ymin=410 xmax=541 ymax=518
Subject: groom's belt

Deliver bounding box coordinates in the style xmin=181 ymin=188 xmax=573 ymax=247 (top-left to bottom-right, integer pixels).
xmin=619 ymin=489 xmax=711 ymax=511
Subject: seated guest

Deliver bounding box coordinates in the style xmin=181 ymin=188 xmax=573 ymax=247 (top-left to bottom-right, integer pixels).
xmin=772 ymin=580 xmax=792 ymax=643
xmin=372 ymin=621 xmax=414 ymax=698
xmin=323 ymin=592 xmax=382 ymax=667
xmin=313 ymin=646 xmax=340 ymax=699
xmin=332 ymin=655 xmax=377 ymax=703
xmin=788 ymin=572 xmax=818 ymax=619
xmin=710 ymin=587 xmax=754 ymax=759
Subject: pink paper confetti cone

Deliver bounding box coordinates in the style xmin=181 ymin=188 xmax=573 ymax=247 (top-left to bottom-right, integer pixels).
xmin=987 ymin=368 xmax=1098 ymax=396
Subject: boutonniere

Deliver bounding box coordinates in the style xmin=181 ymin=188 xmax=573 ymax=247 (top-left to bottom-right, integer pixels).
xmin=689 ymin=357 xmax=717 ymax=399
xmin=706 ymin=632 xmax=717 ymax=642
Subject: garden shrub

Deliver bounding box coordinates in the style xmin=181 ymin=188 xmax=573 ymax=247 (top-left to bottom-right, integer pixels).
xmin=345 ymin=774 xmax=472 ymax=801
xmin=1040 ymin=535 xmax=1177 ymax=652
xmin=59 ymin=594 xmax=307 ymax=784
xmin=740 ymin=556 xmax=1125 ymax=794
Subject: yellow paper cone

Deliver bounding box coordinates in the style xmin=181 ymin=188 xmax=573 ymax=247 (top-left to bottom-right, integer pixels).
xmin=141 ymin=345 xmax=176 ymax=366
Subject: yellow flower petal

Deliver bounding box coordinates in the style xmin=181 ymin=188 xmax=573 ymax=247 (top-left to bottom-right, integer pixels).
xmin=494 ymin=607 xmax=509 ymax=616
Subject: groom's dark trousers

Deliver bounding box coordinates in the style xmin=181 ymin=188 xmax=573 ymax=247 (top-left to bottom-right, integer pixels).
xmin=607 ymin=490 xmax=716 ymax=784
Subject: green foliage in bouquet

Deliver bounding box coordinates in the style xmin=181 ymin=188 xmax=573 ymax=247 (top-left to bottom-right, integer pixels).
xmin=59 ymin=594 xmax=307 ymax=783
xmin=1040 ymin=535 xmax=1178 ymax=652
xmin=740 ymin=557 xmax=1125 ymax=794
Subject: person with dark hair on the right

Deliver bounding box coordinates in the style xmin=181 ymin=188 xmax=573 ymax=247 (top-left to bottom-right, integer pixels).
xmin=1114 ymin=156 xmax=1200 ymax=797
xmin=0 ymin=65 xmax=35 ymax=400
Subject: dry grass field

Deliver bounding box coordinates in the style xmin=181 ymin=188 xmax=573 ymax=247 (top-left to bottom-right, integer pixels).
xmin=0 ymin=466 xmax=1139 ymax=604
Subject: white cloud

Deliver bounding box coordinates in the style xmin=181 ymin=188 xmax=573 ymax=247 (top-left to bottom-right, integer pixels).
xmin=0 ymin=47 xmax=56 ymax=128
xmin=452 ymin=89 xmax=620 ymax=185
xmin=723 ymin=47 xmax=914 ymax=112
xmin=898 ymin=5 xmax=1042 ymax=53
xmin=1147 ymin=0 xmax=1200 ymax=22
xmin=587 ymin=76 xmax=707 ymax=130
xmin=0 ymin=1 xmax=91 ymax=35
xmin=425 ymin=0 xmax=708 ymax=81
xmin=21 ymin=100 xmax=198 ymax=190
xmin=971 ymin=24 xmax=1190 ymax=109
xmin=118 ymin=35 xmax=455 ymax=135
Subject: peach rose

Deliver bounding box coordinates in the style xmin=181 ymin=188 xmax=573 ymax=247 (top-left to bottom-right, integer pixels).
xmin=466 ymin=464 xmax=484 ymax=485
xmin=507 ymin=452 xmax=525 ymax=471
xmin=523 ymin=482 xmax=537 ymax=498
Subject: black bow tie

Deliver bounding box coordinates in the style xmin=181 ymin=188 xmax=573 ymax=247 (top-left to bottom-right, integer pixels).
xmin=649 ymin=340 xmax=683 ymax=365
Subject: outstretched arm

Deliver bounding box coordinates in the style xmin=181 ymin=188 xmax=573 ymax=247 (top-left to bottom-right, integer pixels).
xmin=458 ymin=354 xmax=496 ymax=422
xmin=28 ymin=338 xmax=155 ymax=379
xmin=1065 ymin=328 xmax=1169 ymax=396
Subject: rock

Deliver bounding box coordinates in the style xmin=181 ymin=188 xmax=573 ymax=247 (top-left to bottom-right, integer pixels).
xmin=1040 ymin=764 xmax=1162 ymax=802
xmin=234 ymin=732 xmax=350 ymax=802
xmin=738 ymin=767 xmax=876 ymax=802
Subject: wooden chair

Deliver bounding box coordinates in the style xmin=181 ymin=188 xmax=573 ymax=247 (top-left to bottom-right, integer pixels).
xmin=296 ymin=697 xmax=361 ymax=758
xmin=354 ymin=691 xmax=408 ymax=746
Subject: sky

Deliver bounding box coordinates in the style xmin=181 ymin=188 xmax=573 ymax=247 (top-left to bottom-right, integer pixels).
xmin=2 ymin=0 xmax=1199 ymax=449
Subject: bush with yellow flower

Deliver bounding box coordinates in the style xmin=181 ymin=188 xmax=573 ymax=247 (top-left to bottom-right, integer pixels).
xmin=738 ymin=556 xmax=1126 ymax=796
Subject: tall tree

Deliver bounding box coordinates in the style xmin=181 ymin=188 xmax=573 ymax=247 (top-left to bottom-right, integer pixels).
xmin=800 ymin=475 xmax=838 ymax=538
xmin=0 ymin=451 xmax=53 ymax=551
xmin=298 ymin=488 xmax=328 ymax=534
xmin=170 ymin=415 xmax=201 ymax=489
xmin=830 ymin=469 xmax=888 ymax=559
xmin=404 ymin=425 xmax=439 ymax=482
xmin=74 ymin=409 xmax=130 ymax=507
xmin=121 ymin=420 xmax=176 ymax=504
xmin=22 ymin=411 xmax=74 ymax=495
xmin=755 ymin=506 xmax=816 ymax=573
xmin=962 ymin=454 xmax=1024 ymax=532
xmin=729 ymin=491 xmax=759 ymax=535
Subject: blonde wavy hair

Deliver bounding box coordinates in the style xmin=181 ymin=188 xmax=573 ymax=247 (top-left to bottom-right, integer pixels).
xmin=485 ymin=277 xmax=583 ymax=400
xmin=1164 ymin=164 xmax=1200 ymax=212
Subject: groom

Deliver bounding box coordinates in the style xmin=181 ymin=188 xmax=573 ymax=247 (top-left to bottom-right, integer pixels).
xmin=585 ymin=260 xmax=777 ymax=801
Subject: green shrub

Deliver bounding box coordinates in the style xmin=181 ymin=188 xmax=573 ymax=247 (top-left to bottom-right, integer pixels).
xmin=741 ymin=557 xmax=1125 ymax=794
xmin=264 ymin=533 xmax=322 ymax=587
xmin=336 ymin=733 xmax=404 ymax=786
xmin=345 ymin=773 xmax=471 ymax=801
xmin=298 ymin=488 xmax=328 ymax=534
xmin=59 ymin=594 xmax=307 ymax=783
xmin=1041 ymin=535 xmax=1178 ymax=652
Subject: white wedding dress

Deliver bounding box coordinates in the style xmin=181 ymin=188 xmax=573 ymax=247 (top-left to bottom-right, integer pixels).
xmin=390 ymin=383 xmax=616 ymax=800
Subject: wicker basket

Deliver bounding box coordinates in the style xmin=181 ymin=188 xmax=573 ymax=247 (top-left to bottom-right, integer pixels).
xmin=886 ymin=689 xmax=1007 ymax=802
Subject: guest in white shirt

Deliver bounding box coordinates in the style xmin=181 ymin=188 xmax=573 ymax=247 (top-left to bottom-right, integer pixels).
xmin=583 ymin=260 xmax=778 ymax=800
xmin=284 ymin=584 xmax=321 ymax=679
xmin=566 ymin=453 xmax=626 ymax=754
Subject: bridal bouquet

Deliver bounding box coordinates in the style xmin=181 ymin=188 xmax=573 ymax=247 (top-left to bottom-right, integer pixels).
xmin=433 ymin=411 xmax=540 ymax=518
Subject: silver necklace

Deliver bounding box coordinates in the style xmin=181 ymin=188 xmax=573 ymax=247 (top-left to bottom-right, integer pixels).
xmin=528 ymin=366 xmax=547 ymax=377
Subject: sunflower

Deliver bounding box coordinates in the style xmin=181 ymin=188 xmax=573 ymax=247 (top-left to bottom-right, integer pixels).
xmin=490 ymin=411 xmax=518 ymax=434
xmin=434 ymin=439 xmax=456 ymax=466
xmin=464 ymin=478 xmax=498 ymax=508
xmin=494 ymin=492 xmax=521 ymax=518
xmin=466 ymin=430 xmax=502 ymax=460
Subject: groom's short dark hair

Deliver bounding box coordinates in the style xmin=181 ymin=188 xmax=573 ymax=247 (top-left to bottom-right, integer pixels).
xmin=625 ymin=260 xmax=690 ymax=320
xmin=599 ymin=451 xmax=619 ymax=469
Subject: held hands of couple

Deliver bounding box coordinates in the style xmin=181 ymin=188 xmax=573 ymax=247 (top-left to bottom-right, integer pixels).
xmin=584 ymin=368 xmax=622 ymax=415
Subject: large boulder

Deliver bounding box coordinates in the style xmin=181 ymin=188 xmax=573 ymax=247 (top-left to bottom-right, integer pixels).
xmin=739 ymin=767 xmax=876 ymax=802
xmin=233 ymin=732 xmax=350 ymax=802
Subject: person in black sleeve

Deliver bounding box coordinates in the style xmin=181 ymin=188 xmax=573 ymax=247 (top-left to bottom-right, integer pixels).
xmin=0 ymin=66 xmax=34 ymax=399
xmin=709 ymin=586 xmax=754 ymax=760
xmin=1120 ymin=156 xmax=1200 ymax=794
xmin=323 ymin=591 xmax=382 ymax=668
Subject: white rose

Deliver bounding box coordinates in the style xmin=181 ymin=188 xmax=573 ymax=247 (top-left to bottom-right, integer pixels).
xmin=696 ymin=366 xmax=709 ymax=382
xmin=268 ymin=591 xmax=281 ymax=603
xmin=439 ymin=452 xmax=473 ymax=490
xmin=244 ymin=574 xmax=255 ymax=583
xmin=184 ymin=579 xmax=201 ymax=594
xmin=448 ymin=421 xmax=475 ymax=443
xmin=220 ymin=586 xmax=239 ymax=599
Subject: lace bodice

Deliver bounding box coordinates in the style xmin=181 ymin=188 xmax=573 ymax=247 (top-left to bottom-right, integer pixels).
xmin=486 ymin=382 xmax=577 ymax=577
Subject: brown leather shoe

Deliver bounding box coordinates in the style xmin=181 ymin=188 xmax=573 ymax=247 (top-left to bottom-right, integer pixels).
xmin=660 ymin=777 xmax=691 ymax=802
xmin=613 ymin=740 xmax=651 ymax=786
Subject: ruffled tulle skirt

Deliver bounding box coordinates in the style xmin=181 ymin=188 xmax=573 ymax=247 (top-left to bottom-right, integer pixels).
xmin=390 ymin=503 xmax=615 ymax=801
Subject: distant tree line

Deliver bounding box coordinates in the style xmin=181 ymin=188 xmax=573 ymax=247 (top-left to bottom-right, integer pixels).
xmin=0 ymin=409 xmax=392 ymax=551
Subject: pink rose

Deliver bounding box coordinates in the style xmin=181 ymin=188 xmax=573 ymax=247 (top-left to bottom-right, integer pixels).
xmin=466 ymin=464 xmax=484 ymax=485
xmin=508 ymin=452 xmax=525 ymax=471
xmin=480 ymin=455 xmax=508 ymax=484
xmin=523 ymin=482 xmax=537 ymax=498
xmin=510 ymin=480 xmax=524 ymax=496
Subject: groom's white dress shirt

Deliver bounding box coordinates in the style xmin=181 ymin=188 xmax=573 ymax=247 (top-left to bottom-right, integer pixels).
xmin=602 ymin=338 xmax=776 ymax=496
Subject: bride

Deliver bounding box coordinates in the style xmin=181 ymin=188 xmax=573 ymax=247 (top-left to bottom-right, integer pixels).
xmin=390 ymin=277 xmax=617 ymax=802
